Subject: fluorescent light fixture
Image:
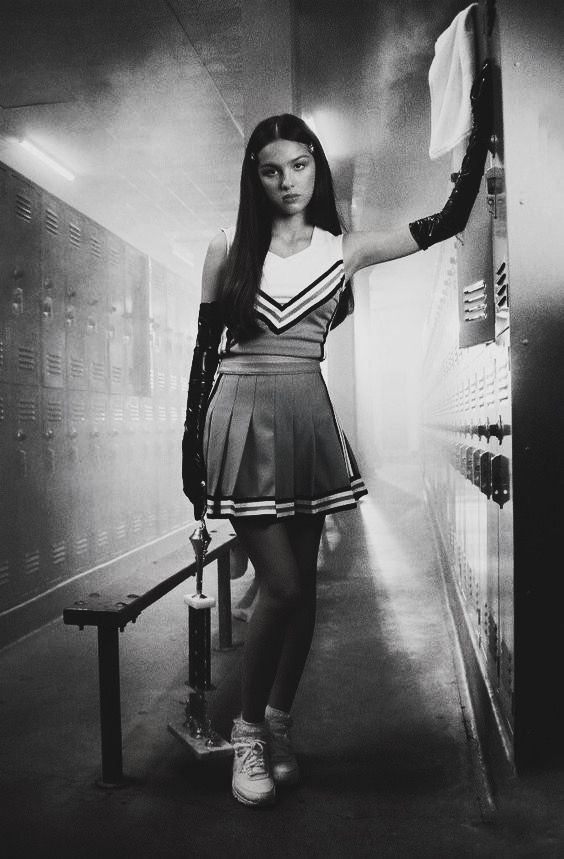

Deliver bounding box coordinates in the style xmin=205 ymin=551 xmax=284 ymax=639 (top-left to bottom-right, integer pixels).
xmin=18 ymin=139 xmax=75 ymax=181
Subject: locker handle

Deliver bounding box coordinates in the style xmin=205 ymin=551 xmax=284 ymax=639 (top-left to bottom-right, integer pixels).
xmin=15 ymin=430 xmax=26 ymax=441
xmin=68 ymin=429 xmax=78 ymax=439
xmin=12 ymin=287 xmax=24 ymax=316
xmin=43 ymin=429 xmax=54 ymax=440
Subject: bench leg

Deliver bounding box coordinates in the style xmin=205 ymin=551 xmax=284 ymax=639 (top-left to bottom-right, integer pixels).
xmin=97 ymin=625 xmax=125 ymax=787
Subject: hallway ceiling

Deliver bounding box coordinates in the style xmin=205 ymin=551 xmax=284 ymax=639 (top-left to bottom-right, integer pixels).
xmin=0 ymin=0 xmax=468 ymax=293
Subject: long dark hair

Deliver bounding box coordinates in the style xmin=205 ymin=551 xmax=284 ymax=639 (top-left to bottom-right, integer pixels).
xmin=219 ymin=113 xmax=354 ymax=340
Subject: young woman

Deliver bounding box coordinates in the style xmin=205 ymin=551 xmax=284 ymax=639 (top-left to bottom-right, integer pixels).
xmin=182 ymin=63 xmax=492 ymax=808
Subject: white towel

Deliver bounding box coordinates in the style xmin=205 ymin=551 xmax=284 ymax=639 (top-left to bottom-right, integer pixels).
xmin=428 ymin=3 xmax=478 ymax=160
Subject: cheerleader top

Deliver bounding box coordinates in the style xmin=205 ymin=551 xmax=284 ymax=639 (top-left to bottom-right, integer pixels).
xmin=218 ymin=226 xmax=346 ymax=362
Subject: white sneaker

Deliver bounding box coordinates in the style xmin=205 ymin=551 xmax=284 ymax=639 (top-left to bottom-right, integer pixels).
xmin=231 ymin=719 xmax=276 ymax=807
xmin=266 ymin=709 xmax=300 ymax=787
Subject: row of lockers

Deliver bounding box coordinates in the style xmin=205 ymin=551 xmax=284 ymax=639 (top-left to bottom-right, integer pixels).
xmin=0 ymin=163 xmax=197 ymax=614
xmin=421 ymin=237 xmax=514 ymax=737
xmin=0 ymin=163 xmax=196 ymax=396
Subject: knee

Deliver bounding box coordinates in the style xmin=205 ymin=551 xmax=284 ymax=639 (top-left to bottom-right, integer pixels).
xmin=263 ymin=579 xmax=302 ymax=612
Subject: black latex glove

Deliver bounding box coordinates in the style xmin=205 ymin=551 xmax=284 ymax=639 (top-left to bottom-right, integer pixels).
xmin=409 ymin=60 xmax=494 ymax=251
xmin=182 ymin=301 xmax=222 ymax=520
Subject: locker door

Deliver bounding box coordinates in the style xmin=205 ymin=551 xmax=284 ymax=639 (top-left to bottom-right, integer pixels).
xmin=109 ymin=393 xmax=127 ymax=553
xmin=12 ymin=385 xmax=43 ymax=602
xmin=125 ymin=395 xmax=142 ymax=547
xmin=0 ymin=383 xmax=16 ymax=609
xmin=41 ymin=388 xmax=69 ymax=586
xmin=108 ymin=241 xmax=126 ymax=394
xmin=84 ymin=219 xmax=109 ymax=394
xmin=90 ymin=392 xmax=111 ymax=562
xmin=0 ymin=165 xmax=11 ymax=386
xmin=125 ymin=245 xmax=150 ymax=396
xmin=4 ymin=172 xmax=41 ymax=387
xmin=40 ymin=193 xmax=67 ymax=390
xmin=67 ymin=390 xmax=92 ymax=571
xmin=65 ymin=210 xmax=89 ymax=391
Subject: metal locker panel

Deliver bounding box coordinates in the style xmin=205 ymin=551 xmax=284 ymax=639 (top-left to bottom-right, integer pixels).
xmin=89 ymin=392 xmax=112 ymax=562
xmin=125 ymin=395 xmax=142 ymax=547
xmin=3 ymin=172 xmax=42 ymax=387
xmin=125 ymin=245 xmax=150 ymax=397
xmin=0 ymin=165 xmax=11 ymax=386
xmin=40 ymin=192 xmax=67 ymax=389
xmin=12 ymin=384 xmax=43 ymax=602
xmin=41 ymin=387 xmax=70 ymax=586
xmin=109 ymin=393 xmax=128 ymax=552
xmin=108 ymin=240 xmax=126 ymax=394
xmin=456 ymin=175 xmax=495 ymax=348
xmin=65 ymin=209 xmax=90 ymax=391
xmin=66 ymin=389 xmax=92 ymax=571
xmin=0 ymin=382 xmax=17 ymax=609
xmin=84 ymin=218 xmax=109 ymax=394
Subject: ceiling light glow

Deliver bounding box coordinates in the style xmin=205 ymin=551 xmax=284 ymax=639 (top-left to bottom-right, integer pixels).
xmin=18 ymin=140 xmax=75 ymax=181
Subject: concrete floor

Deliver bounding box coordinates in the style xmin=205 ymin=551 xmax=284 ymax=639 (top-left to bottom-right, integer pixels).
xmin=2 ymin=461 xmax=564 ymax=858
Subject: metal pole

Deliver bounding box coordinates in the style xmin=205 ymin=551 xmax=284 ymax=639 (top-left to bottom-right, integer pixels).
xmin=96 ymin=625 xmax=124 ymax=787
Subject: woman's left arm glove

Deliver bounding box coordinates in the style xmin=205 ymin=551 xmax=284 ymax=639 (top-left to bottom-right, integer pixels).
xmin=182 ymin=301 xmax=223 ymax=519
xmin=409 ymin=60 xmax=494 ymax=250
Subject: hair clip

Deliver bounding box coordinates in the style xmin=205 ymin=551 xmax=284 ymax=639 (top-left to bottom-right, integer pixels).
xmin=249 ymin=152 xmax=256 ymax=161
xmin=307 ymin=142 xmax=314 ymax=153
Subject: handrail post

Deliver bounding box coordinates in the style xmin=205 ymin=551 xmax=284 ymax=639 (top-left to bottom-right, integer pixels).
xmin=97 ymin=625 xmax=125 ymax=787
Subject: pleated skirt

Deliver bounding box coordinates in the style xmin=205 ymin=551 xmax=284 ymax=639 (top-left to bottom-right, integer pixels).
xmin=203 ymin=358 xmax=368 ymax=518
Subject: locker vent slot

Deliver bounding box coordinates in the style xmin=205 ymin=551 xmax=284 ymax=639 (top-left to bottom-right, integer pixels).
xmin=497 ymin=363 xmax=510 ymax=402
xmin=90 ymin=361 xmax=105 ymax=382
xmin=90 ymin=235 xmax=102 ymax=258
xmin=18 ymin=398 xmax=37 ymax=422
xmin=128 ymin=399 xmax=140 ymax=421
xmin=132 ymin=515 xmax=142 ymax=534
xmin=51 ymin=542 xmax=66 ymax=566
xmin=18 ymin=347 xmax=37 ymax=372
xmin=0 ymin=392 xmax=5 ymax=422
xmin=68 ymin=222 xmax=81 ymax=247
xmin=23 ymin=550 xmax=40 ymax=576
xmin=70 ymin=357 xmax=85 ymax=379
xmin=0 ymin=560 xmax=9 ymax=588
xmin=46 ymin=352 xmax=63 ymax=377
xmin=46 ymin=400 xmax=63 ymax=422
xmin=110 ymin=246 xmax=120 ymax=266
xmin=463 ymin=279 xmax=488 ymax=322
xmin=157 ymin=371 xmax=166 ymax=389
xmin=92 ymin=401 xmax=107 ymax=422
xmin=143 ymin=402 xmax=154 ymax=421
xmin=112 ymin=402 xmax=124 ymax=422
xmin=70 ymin=399 xmax=86 ymax=421
xmin=111 ymin=365 xmax=123 ymax=384
xmin=45 ymin=208 xmax=59 ymax=235
xmin=147 ymin=512 xmax=157 ymax=530
xmin=74 ymin=536 xmax=89 ymax=557
xmin=96 ymin=531 xmax=109 ymax=550
xmin=495 ymin=261 xmax=509 ymax=316
xmin=0 ymin=335 xmax=5 ymax=370
xmin=170 ymin=405 xmax=178 ymax=422
xmin=16 ymin=193 xmax=32 ymax=222
xmin=115 ymin=522 xmax=127 ymax=541
xmin=158 ymin=405 xmax=167 ymax=421
xmin=169 ymin=373 xmax=178 ymax=390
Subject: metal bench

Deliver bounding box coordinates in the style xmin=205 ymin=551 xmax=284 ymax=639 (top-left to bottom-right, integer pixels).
xmin=63 ymin=520 xmax=239 ymax=787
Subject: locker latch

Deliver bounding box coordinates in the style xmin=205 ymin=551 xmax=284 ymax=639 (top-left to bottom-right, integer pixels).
xmin=491 ymin=454 xmax=510 ymax=507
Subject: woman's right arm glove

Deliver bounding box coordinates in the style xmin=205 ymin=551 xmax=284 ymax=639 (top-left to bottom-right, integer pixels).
xmin=409 ymin=60 xmax=494 ymax=250
xmin=182 ymin=301 xmax=223 ymax=520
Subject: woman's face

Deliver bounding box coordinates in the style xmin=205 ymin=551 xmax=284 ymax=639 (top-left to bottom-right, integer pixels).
xmin=256 ymin=139 xmax=316 ymax=216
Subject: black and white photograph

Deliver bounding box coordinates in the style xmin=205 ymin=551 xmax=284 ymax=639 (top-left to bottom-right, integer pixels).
xmin=1 ymin=0 xmax=564 ymax=855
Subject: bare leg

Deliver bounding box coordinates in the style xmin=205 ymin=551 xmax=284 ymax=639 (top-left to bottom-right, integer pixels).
xmin=229 ymin=516 xmax=303 ymax=724
xmin=268 ymin=514 xmax=325 ymax=712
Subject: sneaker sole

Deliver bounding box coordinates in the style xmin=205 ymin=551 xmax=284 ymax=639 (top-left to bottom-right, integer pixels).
xmin=232 ymin=782 xmax=276 ymax=807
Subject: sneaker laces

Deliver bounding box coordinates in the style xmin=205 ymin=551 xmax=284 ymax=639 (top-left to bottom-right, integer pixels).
xmin=233 ymin=738 xmax=270 ymax=779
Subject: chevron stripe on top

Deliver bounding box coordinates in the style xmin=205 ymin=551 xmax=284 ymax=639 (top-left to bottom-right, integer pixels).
xmin=256 ymin=260 xmax=345 ymax=334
